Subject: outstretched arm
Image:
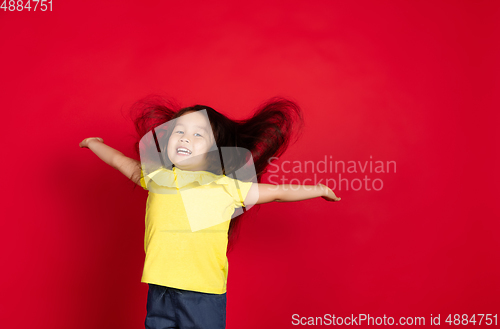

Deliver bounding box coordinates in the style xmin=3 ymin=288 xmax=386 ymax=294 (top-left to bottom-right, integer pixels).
xmin=79 ymin=137 xmax=142 ymax=186
xmin=247 ymin=182 xmax=341 ymax=205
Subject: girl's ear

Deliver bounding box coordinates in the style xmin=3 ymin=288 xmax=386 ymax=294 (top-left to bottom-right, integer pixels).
xmin=209 ymin=136 xmax=216 ymax=148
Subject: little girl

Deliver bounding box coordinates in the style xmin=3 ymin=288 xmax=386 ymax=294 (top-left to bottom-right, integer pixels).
xmin=79 ymin=95 xmax=340 ymax=329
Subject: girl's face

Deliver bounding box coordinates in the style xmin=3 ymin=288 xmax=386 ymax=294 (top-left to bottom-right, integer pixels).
xmin=167 ymin=111 xmax=216 ymax=171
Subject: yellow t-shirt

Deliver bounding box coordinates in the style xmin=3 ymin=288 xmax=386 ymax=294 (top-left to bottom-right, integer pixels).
xmin=139 ymin=166 xmax=253 ymax=294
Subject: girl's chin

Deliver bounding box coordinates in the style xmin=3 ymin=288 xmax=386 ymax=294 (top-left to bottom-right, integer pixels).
xmin=172 ymin=157 xmax=196 ymax=167
xmin=173 ymin=155 xmax=193 ymax=163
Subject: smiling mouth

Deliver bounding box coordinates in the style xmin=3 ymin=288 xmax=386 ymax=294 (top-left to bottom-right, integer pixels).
xmin=177 ymin=147 xmax=192 ymax=156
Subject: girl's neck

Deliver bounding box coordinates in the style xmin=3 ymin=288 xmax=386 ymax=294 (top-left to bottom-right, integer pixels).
xmin=173 ymin=165 xmax=209 ymax=173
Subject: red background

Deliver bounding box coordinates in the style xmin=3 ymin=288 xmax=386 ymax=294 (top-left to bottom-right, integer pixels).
xmin=1 ymin=0 xmax=499 ymax=328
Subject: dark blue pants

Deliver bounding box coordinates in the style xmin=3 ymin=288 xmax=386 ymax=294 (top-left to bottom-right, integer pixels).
xmin=145 ymin=283 xmax=227 ymax=329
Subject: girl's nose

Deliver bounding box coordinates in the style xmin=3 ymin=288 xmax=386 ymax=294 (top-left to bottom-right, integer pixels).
xmin=179 ymin=138 xmax=190 ymax=143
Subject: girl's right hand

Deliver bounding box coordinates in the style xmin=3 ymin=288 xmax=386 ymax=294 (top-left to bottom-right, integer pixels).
xmin=79 ymin=137 xmax=104 ymax=148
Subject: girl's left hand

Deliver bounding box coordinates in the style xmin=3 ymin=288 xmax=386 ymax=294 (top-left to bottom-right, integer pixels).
xmin=319 ymin=184 xmax=341 ymax=202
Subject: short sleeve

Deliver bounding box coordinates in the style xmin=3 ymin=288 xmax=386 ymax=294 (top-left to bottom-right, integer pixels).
xmin=231 ymin=180 xmax=253 ymax=208
xmin=139 ymin=168 xmax=148 ymax=190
